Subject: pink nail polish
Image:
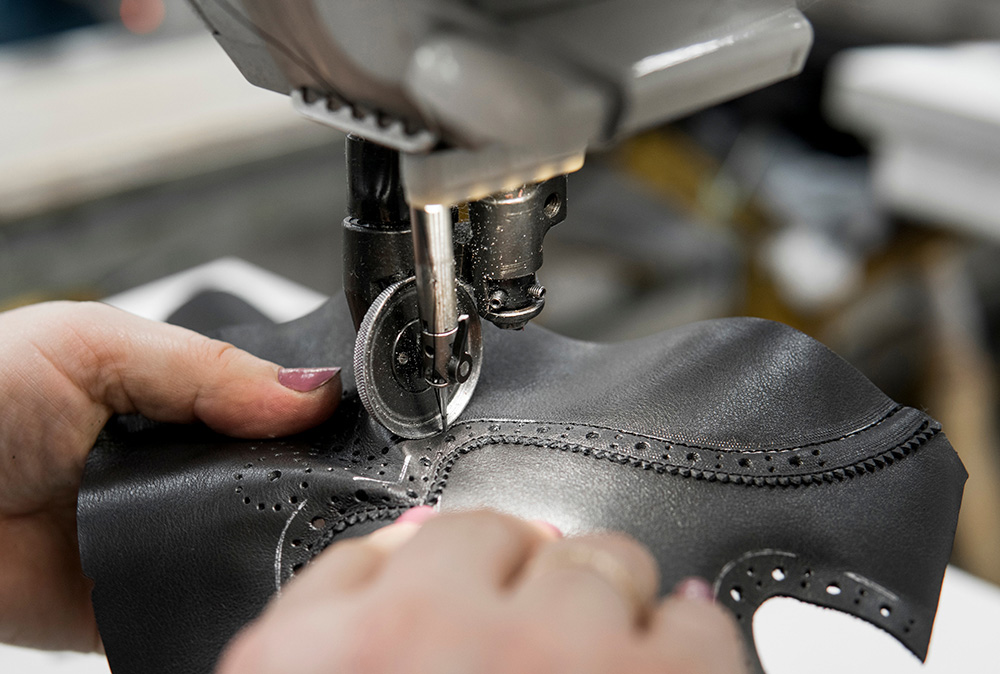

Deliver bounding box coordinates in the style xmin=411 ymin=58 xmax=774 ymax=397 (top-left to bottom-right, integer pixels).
xmin=531 ymin=520 xmax=564 ymax=538
xmin=673 ymin=577 xmax=715 ymax=602
xmin=395 ymin=505 xmax=437 ymax=526
xmin=278 ymin=367 xmax=341 ymax=393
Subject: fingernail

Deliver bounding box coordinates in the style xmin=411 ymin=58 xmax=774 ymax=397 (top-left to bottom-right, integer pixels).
xmin=673 ymin=577 xmax=715 ymax=602
xmin=278 ymin=367 xmax=341 ymax=392
xmin=395 ymin=505 xmax=437 ymax=526
xmin=531 ymin=520 xmax=563 ymax=539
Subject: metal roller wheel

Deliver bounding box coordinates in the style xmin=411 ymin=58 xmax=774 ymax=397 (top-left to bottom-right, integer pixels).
xmin=354 ymin=277 xmax=482 ymax=438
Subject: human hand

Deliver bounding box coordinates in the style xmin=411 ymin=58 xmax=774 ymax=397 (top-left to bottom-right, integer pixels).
xmin=0 ymin=301 xmax=342 ymax=652
xmin=219 ymin=508 xmax=747 ymax=674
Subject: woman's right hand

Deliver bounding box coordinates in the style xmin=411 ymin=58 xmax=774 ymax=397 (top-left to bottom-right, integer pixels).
xmin=219 ymin=508 xmax=748 ymax=674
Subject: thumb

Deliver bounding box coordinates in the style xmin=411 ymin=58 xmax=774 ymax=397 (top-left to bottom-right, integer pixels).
xmin=38 ymin=301 xmax=341 ymax=439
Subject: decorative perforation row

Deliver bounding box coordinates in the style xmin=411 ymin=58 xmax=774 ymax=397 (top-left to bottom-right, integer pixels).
xmin=715 ymin=550 xmax=930 ymax=667
xmin=420 ymin=411 xmax=939 ymax=501
xmin=224 ymin=413 xmax=415 ymax=584
xmin=306 ymin=505 xmax=405 ymax=563
xmin=275 ymin=504 xmax=407 ymax=586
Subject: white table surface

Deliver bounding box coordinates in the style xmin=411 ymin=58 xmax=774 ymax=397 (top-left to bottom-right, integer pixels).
xmin=2 ymin=259 xmax=997 ymax=672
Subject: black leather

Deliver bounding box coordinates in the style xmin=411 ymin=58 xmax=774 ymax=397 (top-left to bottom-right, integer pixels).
xmin=78 ymin=297 xmax=966 ymax=674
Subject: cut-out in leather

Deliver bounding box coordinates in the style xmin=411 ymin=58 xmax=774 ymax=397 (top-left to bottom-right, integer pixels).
xmin=77 ymin=297 xmax=966 ymax=674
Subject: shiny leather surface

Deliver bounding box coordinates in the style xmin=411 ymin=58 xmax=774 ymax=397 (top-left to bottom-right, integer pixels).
xmin=78 ymin=297 xmax=966 ymax=674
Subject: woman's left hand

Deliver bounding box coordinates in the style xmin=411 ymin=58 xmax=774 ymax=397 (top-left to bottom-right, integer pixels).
xmin=0 ymin=301 xmax=342 ymax=652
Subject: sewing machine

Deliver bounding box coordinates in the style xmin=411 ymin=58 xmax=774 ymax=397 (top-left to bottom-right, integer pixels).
xmin=187 ymin=0 xmax=814 ymax=437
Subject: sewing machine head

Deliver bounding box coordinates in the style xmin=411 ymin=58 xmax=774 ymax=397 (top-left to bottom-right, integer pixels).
xmin=187 ymin=0 xmax=813 ymax=438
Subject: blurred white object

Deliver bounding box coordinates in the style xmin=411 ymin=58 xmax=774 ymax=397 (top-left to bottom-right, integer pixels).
xmin=0 ymin=644 xmax=110 ymax=674
xmin=0 ymin=28 xmax=337 ymax=222
xmin=764 ymin=226 xmax=862 ymax=310
xmin=104 ymin=256 xmax=327 ymax=322
xmin=826 ymin=43 xmax=1000 ymax=239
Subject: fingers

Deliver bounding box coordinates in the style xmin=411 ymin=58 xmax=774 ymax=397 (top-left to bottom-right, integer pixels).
xmin=512 ymin=533 xmax=660 ymax=630
xmin=643 ymin=578 xmax=748 ymax=674
xmin=376 ymin=509 xmax=555 ymax=595
xmin=12 ymin=301 xmax=341 ymax=439
xmin=220 ymin=510 xmax=750 ymax=674
xmin=281 ymin=507 xmax=438 ymax=599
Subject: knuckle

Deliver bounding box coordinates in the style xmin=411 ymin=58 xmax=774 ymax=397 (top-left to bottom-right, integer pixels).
xmin=572 ymin=532 xmax=658 ymax=575
xmin=426 ymin=509 xmax=526 ymax=542
xmin=199 ymin=337 xmax=243 ymax=369
xmin=589 ymin=530 xmax=650 ymax=557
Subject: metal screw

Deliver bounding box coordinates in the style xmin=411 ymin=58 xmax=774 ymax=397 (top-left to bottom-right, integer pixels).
xmin=488 ymin=290 xmax=507 ymax=311
xmin=529 ymin=284 xmax=546 ymax=300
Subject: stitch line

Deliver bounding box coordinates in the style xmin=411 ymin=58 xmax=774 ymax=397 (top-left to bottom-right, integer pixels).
xmin=454 ymin=404 xmax=903 ymax=455
xmin=313 ymin=504 xmax=407 ymax=555
xmin=427 ymin=420 xmax=938 ymax=499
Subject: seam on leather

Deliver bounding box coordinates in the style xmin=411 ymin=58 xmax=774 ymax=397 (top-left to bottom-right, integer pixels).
xmin=425 ymin=416 xmax=940 ymax=499
xmin=301 ymin=505 xmax=404 ymax=569
xmin=457 ymin=404 xmax=905 ymax=454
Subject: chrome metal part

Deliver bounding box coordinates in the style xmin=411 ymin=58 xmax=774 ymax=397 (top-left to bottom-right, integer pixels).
xmin=466 ymin=176 xmax=567 ymax=329
xmin=411 ymin=204 xmax=460 ymax=394
xmin=354 ymin=278 xmax=482 ymax=439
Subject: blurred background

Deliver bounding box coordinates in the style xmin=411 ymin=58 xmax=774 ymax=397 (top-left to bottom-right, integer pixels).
xmin=2 ymin=0 xmax=1000 ymax=589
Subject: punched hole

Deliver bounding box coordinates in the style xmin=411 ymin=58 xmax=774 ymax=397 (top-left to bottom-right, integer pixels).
xmin=880 ymin=606 xmax=891 ymax=618
xmin=826 ymin=584 xmax=842 ymax=596
xmin=311 ymin=516 xmax=326 ymax=530
xmin=730 ymin=587 xmax=743 ymax=602
xmin=771 ymin=568 xmax=786 ymax=581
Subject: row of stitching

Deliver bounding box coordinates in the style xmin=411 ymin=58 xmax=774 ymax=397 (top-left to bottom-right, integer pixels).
xmin=313 ymin=505 xmax=406 ymax=554
xmin=426 ymin=421 xmax=940 ymax=499
xmin=456 ymin=404 xmax=903 ymax=455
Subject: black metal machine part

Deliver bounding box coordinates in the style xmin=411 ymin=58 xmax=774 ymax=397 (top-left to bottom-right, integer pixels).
xmin=467 ymin=176 xmax=567 ymax=329
xmin=342 ymin=136 xmax=567 ymax=333
xmin=342 ymin=135 xmax=415 ymax=331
